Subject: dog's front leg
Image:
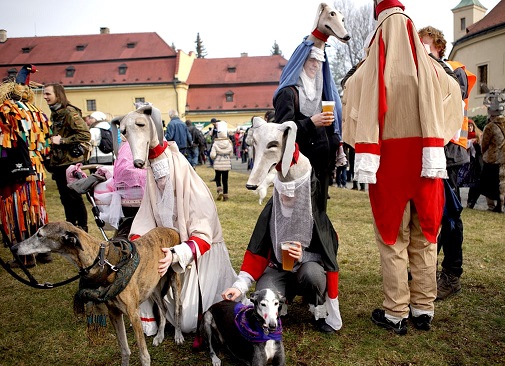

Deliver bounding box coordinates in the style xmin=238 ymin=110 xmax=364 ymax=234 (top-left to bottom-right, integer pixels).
xmin=108 ymin=307 xmax=132 ymax=366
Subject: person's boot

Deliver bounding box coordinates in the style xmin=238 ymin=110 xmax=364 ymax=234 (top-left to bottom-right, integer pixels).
xmin=223 ymin=194 xmax=229 ymax=202
xmin=216 ymin=187 xmax=223 ymax=201
xmin=436 ymin=269 xmax=462 ymax=300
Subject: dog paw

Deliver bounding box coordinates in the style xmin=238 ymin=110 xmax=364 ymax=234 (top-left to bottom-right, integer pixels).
xmin=211 ymin=356 xmax=222 ymax=366
xmin=152 ymin=334 xmax=164 ymax=346
xmin=174 ymin=330 xmax=185 ymax=345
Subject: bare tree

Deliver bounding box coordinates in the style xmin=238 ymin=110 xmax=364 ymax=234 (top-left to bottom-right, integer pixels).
xmin=195 ymin=33 xmax=207 ymax=59
xmin=271 ymin=40 xmax=283 ymax=56
xmin=327 ymin=0 xmax=375 ymax=93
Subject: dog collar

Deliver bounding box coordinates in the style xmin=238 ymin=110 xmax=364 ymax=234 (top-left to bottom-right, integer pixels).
xmin=311 ymin=29 xmax=329 ymax=42
xmin=275 ymin=143 xmax=299 ymax=172
xmin=148 ymin=141 xmax=168 ymax=159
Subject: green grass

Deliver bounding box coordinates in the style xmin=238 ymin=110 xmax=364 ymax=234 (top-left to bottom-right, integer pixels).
xmin=1 ymin=165 xmax=504 ymax=366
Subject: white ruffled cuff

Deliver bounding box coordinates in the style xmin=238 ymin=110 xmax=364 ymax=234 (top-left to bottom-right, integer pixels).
xmin=421 ymin=147 xmax=448 ymax=179
xmin=231 ymin=271 xmax=254 ymax=295
xmin=170 ymin=242 xmax=194 ymax=273
xmin=354 ymin=152 xmax=380 ymax=184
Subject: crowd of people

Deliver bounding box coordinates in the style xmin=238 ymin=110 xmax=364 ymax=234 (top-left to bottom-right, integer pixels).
xmin=2 ymin=1 xmax=504 ymax=355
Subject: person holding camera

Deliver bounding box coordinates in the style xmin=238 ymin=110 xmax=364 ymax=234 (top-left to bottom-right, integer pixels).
xmin=43 ymin=83 xmax=91 ymax=232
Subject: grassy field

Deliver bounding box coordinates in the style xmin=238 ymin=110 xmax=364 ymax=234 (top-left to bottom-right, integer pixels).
xmin=0 ymin=165 xmax=504 ymax=366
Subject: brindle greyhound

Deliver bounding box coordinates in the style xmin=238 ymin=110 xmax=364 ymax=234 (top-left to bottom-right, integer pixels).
xmin=12 ymin=222 xmax=182 ymax=366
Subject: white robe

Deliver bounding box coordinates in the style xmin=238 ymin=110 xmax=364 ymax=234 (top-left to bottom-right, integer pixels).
xmin=130 ymin=141 xmax=237 ymax=334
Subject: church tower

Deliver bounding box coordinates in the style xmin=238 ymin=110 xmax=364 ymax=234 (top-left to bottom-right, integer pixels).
xmin=452 ymin=0 xmax=488 ymax=41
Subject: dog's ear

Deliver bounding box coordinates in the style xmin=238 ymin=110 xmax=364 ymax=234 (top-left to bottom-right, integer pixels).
xmin=63 ymin=231 xmax=84 ymax=251
xmin=277 ymin=121 xmax=297 ymax=177
xmin=249 ymin=291 xmax=259 ymax=305
xmin=277 ymin=292 xmax=286 ymax=305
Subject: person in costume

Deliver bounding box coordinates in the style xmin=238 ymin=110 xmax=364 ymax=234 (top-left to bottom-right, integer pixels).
xmin=0 ymin=68 xmax=51 ymax=267
xmin=221 ymin=119 xmax=342 ymax=334
xmin=43 ymin=83 xmax=90 ymax=232
xmin=342 ymin=0 xmax=463 ymax=334
xmin=273 ymin=44 xmax=342 ymax=213
xmin=123 ymin=106 xmax=236 ymax=336
xmin=418 ymin=25 xmax=477 ymax=300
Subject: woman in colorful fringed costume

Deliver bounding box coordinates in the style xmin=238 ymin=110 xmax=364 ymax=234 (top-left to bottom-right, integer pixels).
xmin=342 ymin=0 xmax=463 ymax=334
xmin=0 ymin=67 xmax=51 ymax=267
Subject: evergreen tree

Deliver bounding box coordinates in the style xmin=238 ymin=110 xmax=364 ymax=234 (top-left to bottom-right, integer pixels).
xmin=271 ymin=40 xmax=283 ymax=56
xmin=195 ymin=33 xmax=207 ymax=59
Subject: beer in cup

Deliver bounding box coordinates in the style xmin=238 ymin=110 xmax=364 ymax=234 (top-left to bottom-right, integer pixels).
xmin=321 ymin=101 xmax=335 ymax=113
xmin=281 ymin=241 xmax=298 ymax=271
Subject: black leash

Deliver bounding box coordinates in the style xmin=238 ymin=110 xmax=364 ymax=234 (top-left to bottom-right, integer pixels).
xmin=0 ymin=253 xmax=98 ymax=289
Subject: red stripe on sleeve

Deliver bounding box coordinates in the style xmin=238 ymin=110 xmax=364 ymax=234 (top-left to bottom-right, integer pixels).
xmin=378 ymin=30 xmax=387 ymax=139
xmin=355 ymin=143 xmax=380 ymax=155
xmin=422 ymin=137 xmax=444 ymax=147
xmin=189 ymin=236 xmax=211 ymax=255
xmin=407 ymin=19 xmax=418 ymax=71
xmin=241 ymin=250 xmax=270 ymax=280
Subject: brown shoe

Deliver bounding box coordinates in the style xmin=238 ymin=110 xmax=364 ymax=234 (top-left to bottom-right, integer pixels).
xmin=216 ymin=187 xmax=223 ymax=201
xmin=223 ymin=194 xmax=229 ymax=201
xmin=436 ymin=269 xmax=461 ymax=300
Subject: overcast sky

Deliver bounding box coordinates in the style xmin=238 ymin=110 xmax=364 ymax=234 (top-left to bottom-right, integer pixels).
xmin=0 ymin=0 xmax=500 ymax=59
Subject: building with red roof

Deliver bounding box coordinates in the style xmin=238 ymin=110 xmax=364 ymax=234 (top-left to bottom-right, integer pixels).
xmin=0 ymin=28 xmax=286 ymax=128
xmin=450 ymin=0 xmax=505 ymax=115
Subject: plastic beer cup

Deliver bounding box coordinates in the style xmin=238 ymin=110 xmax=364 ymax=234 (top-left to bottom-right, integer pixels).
xmin=321 ymin=101 xmax=335 ymax=113
xmin=281 ymin=241 xmax=297 ymax=271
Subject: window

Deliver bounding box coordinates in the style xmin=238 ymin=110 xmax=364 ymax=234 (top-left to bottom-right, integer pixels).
xmin=86 ymin=100 xmax=97 ymax=112
xmin=460 ymin=17 xmax=466 ymax=31
xmin=118 ymin=64 xmax=127 ymax=75
xmin=227 ymin=66 xmax=236 ymax=73
xmin=135 ymin=97 xmax=145 ymax=104
xmin=76 ymin=44 xmax=86 ymax=51
xmin=478 ymin=64 xmax=488 ymax=94
xmin=225 ymin=91 xmax=234 ymax=102
xmin=127 ymin=42 xmax=136 ymax=49
xmin=65 ymin=66 xmax=75 ymax=77
xmin=21 ymin=47 xmax=32 ymax=54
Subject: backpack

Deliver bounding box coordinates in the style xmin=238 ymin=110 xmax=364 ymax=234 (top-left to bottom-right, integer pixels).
xmin=97 ymin=127 xmax=114 ymax=154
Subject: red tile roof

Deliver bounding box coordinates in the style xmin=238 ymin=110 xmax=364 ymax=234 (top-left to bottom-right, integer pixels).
xmin=186 ymin=55 xmax=286 ymax=112
xmin=0 ymin=32 xmax=176 ymax=85
xmin=457 ymin=0 xmax=505 ymax=43
xmin=188 ymin=55 xmax=286 ymax=85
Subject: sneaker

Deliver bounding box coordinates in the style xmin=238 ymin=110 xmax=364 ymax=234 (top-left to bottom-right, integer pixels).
xmin=410 ymin=313 xmax=432 ymax=331
xmin=436 ymin=270 xmax=461 ymax=300
xmin=371 ymin=309 xmax=407 ymax=335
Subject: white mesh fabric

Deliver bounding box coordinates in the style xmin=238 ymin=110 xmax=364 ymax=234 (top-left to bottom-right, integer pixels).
xmin=270 ymin=170 xmax=313 ymax=268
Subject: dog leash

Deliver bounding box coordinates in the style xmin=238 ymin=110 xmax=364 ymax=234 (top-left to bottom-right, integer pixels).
xmin=0 ymin=253 xmax=96 ymax=289
xmin=185 ymin=240 xmax=205 ymax=350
